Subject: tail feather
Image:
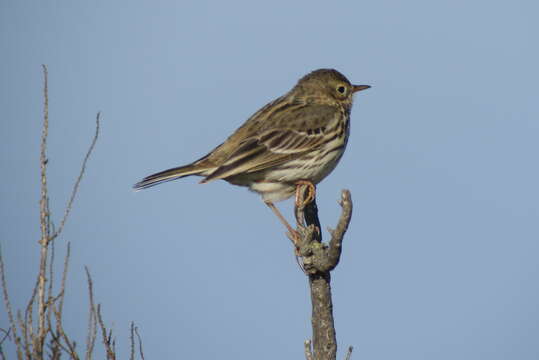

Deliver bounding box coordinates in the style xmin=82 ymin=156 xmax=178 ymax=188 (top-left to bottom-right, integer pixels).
xmin=133 ymin=163 xmax=206 ymax=190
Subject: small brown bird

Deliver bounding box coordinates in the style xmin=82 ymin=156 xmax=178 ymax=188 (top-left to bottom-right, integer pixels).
xmin=134 ymin=69 xmax=369 ymax=234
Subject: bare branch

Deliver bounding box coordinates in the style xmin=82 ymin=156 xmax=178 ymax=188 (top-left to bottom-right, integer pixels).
xmin=52 ymin=112 xmax=100 ymax=241
xmin=97 ymin=305 xmax=116 ymax=360
xmin=326 ymin=190 xmax=353 ymax=267
xmin=46 ymin=234 xmax=57 ymax=357
xmin=0 ymin=66 xmax=131 ymax=360
xmin=129 ymin=323 xmax=135 ymax=360
xmin=51 ymin=300 xmax=79 ymax=359
xmin=36 ymin=63 xmax=52 ymax=358
xmin=295 ymin=189 xmax=353 ymax=274
xmin=49 ymin=330 xmax=75 ymax=359
xmin=39 ymin=63 xmax=50 ymax=248
xmin=58 ymin=243 xmax=71 ymax=315
xmin=49 ymin=245 xmax=78 ymax=359
xmin=0 ymin=328 xmax=11 ymax=345
xmin=0 ymin=328 xmax=11 ymax=360
xmin=129 ymin=323 xmax=145 ymax=360
xmin=1 ymin=66 xmax=130 ymax=360
xmin=134 ymin=326 xmax=145 ymax=360
xmin=85 ymin=266 xmax=97 ymax=360
xmin=46 ymin=302 xmax=61 ymax=360
xmin=86 ymin=269 xmax=116 ymax=360
xmin=294 ymin=188 xmax=354 ymax=360
xmin=47 ymin=238 xmax=56 ymax=327
xmin=24 ymin=273 xmax=38 ymax=357
xmin=0 ymin=246 xmax=23 ymax=360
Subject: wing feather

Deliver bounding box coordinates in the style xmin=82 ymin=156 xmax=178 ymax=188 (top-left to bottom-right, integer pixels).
xmin=202 ymin=104 xmax=339 ymax=182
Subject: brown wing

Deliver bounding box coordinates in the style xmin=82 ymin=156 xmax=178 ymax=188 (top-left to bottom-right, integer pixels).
xmin=201 ymin=104 xmax=338 ymax=182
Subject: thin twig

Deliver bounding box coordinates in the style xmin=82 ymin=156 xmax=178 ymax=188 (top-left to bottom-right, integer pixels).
xmin=16 ymin=310 xmax=30 ymax=360
xmin=51 ymin=301 xmax=79 ymax=359
xmin=52 ymin=112 xmax=100 ymax=241
xmin=46 ymin=300 xmax=61 ymax=360
xmin=97 ymin=305 xmax=116 ymax=360
xmin=0 ymin=328 xmax=11 ymax=360
xmin=24 ymin=273 xmax=38 ymax=357
xmin=47 ymin=205 xmax=55 ymax=299
xmin=46 ymin=235 xmax=56 ymax=355
xmin=325 ymin=190 xmax=353 ymax=267
xmin=88 ymin=269 xmax=116 ymax=360
xmin=85 ymin=266 xmax=97 ymax=360
xmin=0 ymin=329 xmax=11 ymax=345
xmin=58 ymin=243 xmax=71 ymax=316
xmin=1 ymin=66 xmax=105 ymax=360
xmin=49 ymin=242 xmax=72 ymax=359
xmin=39 ymin=63 xmax=50 ymax=248
xmin=51 ymin=246 xmax=78 ymax=359
xmin=129 ymin=323 xmax=145 ymax=360
xmin=134 ymin=325 xmax=145 ymax=360
xmin=0 ymin=245 xmax=23 ymax=360
xmin=49 ymin=329 xmax=75 ymax=358
xmin=129 ymin=323 xmax=135 ymax=360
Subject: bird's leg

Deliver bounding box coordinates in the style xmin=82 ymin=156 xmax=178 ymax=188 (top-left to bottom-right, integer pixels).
xmin=264 ymin=201 xmax=300 ymax=247
xmin=295 ymin=180 xmax=316 ymax=208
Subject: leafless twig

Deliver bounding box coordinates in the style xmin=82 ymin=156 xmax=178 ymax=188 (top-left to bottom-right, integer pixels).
xmin=88 ymin=269 xmax=115 ymax=360
xmin=51 ymin=112 xmax=100 ymax=241
xmin=96 ymin=304 xmax=116 ymax=360
xmin=0 ymin=328 xmax=11 ymax=360
xmin=134 ymin=325 xmax=145 ymax=360
xmin=129 ymin=323 xmax=145 ymax=360
xmin=0 ymin=65 xmax=140 ymax=360
xmin=36 ymin=63 xmax=52 ymax=358
xmin=85 ymin=266 xmax=97 ymax=360
xmin=129 ymin=323 xmax=135 ymax=360
xmin=0 ymin=246 xmax=22 ymax=360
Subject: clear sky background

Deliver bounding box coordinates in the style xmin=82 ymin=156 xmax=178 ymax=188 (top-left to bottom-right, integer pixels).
xmin=1 ymin=1 xmax=538 ymax=359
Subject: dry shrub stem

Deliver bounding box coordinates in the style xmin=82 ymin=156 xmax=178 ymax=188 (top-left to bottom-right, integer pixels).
xmin=84 ymin=266 xmax=97 ymax=360
xmin=97 ymin=305 xmax=116 ymax=360
xmin=36 ymin=64 xmax=51 ymax=357
xmin=129 ymin=323 xmax=145 ymax=360
xmin=0 ymin=246 xmax=22 ymax=360
xmin=0 ymin=65 xmax=142 ymax=360
xmin=295 ymin=186 xmax=353 ymax=360
xmin=134 ymin=326 xmax=145 ymax=360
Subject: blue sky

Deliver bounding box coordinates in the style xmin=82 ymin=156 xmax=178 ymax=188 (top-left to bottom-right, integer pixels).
xmin=1 ymin=1 xmax=538 ymax=359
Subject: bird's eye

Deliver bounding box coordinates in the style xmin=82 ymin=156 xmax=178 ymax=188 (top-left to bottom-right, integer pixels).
xmin=337 ymin=86 xmax=347 ymax=95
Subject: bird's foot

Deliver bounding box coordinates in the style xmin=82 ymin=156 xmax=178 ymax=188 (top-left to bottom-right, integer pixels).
xmin=295 ymin=180 xmax=316 ymax=208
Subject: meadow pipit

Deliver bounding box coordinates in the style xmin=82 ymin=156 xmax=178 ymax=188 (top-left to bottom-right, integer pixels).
xmin=134 ymin=69 xmax=370 ymax=238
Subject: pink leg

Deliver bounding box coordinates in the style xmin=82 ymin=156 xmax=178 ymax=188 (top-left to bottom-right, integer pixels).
xmin=265 ymin=201 xmax=300 ymax=246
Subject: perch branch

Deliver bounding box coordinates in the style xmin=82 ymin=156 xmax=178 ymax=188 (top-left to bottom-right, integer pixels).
xmin=295 ymin=187 xmax=353 ymax=360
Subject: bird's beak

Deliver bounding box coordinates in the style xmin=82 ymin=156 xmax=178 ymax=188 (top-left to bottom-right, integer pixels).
xmin=352 ymin=84 xmax=371 ymax=93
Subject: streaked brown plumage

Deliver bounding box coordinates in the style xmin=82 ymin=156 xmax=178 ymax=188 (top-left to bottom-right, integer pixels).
xmin=134 ymin=69 xmax=369 ymax=233
xmin=135 ymin=69 xmax=368 ymax=195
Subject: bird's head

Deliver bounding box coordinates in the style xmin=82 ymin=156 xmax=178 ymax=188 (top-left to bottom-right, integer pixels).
xmin=293 ymin=69 xmax=370 ymax=106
